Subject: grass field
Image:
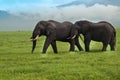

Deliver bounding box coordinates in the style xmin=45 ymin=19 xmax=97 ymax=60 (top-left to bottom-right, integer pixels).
xmin=0 ymin=28 xmax=120 ymax=80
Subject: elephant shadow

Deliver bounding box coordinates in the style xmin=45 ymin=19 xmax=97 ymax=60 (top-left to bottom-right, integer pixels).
xmin=88 ymin=49 xmax=103 ymax=53
xmin=47 ymin=50 xmax=102 ymax=54
xmin=47 ymin=51 xmax=70 ymax=54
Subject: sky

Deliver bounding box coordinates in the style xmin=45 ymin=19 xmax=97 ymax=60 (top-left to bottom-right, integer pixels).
xmin=0 ymin=0 xmax=120 ymax=31
xmin=0 ymin=0 xmax=70 ymax=11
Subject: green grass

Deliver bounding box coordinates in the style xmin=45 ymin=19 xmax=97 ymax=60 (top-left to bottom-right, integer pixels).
xmin=0 ymin=29 xmax=120 ymax=80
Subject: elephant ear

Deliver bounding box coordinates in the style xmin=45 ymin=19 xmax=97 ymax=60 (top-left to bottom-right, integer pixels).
xmin=76 ymin=21 xmax=90 ymax=35
xmin=46 ymin=22 xmax=56 ymax=37
xmin=78 ymin=21 xmax=90 ymax=35
xmin=70 ymin=26 xmax=78 ymax=39
xmin=40 ymin=21 xmax=49 ymax=26
xmin=81 ymin=23 xmax=90 ymax=35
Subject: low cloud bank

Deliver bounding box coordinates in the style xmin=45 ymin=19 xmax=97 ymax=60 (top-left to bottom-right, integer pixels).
xmin=0 ymin=3 xmax=120 ymax=31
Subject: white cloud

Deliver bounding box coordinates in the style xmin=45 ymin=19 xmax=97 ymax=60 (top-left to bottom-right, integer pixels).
xmin=56 ymin=4 xmax=120 ymax=22
xmin=29 ymin=4 xmax=119 ymax=27
xmin=10 ymin=3 xmax=120 ymax=27
xmin=1 ymin=3 xmax=120 ymax=31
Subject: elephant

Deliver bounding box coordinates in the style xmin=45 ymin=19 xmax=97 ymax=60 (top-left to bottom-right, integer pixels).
xmin=71 ymin=20 xmax=116 ymax=51
xmin=31 ymin=20 xmax=83 ymax=53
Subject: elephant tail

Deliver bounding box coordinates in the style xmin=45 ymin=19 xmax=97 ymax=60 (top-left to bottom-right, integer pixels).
xmin=114 ymin=30 xmax=116 ymax=47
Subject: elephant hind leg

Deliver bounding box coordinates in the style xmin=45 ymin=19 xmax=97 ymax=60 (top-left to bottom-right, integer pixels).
xmin=51 ymin=41 xmax=58 ymax=53
xmin=109 ymin=38 xmax=116 ymax=51
xmin=84 ymin=39 xmax=91 ymax=52
xmin=102 ymin=42 xmax=108 ymax=51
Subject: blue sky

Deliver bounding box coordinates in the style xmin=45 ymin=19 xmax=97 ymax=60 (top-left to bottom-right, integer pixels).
xmin=0 ymin=0 xmax=52 ymax=5
xmin=0 ymin=0 xmax=120 ymax=30
xmin=0 ymin=0 xmax=73 ymax=13
xmin=0 ymin=0 xmax=68 ymax=4
xmin=0 ymin=0 xmax=52 ymax=10
xmin=0 ymin=0 xmax=71 ymax=10
xmin=1 ymin=0 xmax=120 ymax=10
xmin=1 ymin=0 xmax=119 ymax=14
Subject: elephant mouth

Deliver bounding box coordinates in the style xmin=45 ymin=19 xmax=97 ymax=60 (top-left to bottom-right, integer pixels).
xmin=31 ymin=35 xmax=39 ymax=41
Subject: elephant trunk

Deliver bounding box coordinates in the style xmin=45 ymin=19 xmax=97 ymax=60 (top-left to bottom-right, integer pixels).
xmin=32 ymin=40 xmax=36 ymax=53
xmin=31 ymin=35 xmax=39 ymax=53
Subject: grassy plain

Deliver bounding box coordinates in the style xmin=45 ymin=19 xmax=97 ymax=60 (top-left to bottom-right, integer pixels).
xmin=0 ymin=29 xmax=120 ymax=80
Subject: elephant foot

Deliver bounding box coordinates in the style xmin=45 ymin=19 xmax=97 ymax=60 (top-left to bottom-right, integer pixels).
xmin=69 ymin=50 xmax=74 ymax=52
xmin=111 ymin=47 xmax=115 ymax=51
xmin=102 ymin=47 xmax=107 ymax=51
xmin=85 ymin=49 xmax=90 ymax=52
xmin=86 ymin=51 xmax=89 ymax=52
xmin=54 ymin=52 xmax=58 ymax=54
xmin=69 ymin=48 xmax=74 ymax=52
xmin=111 ymin=49 xmax=115 ymax=51
xmin=80 ymin=48 xmax=84 ymax=51
xmin=42 ymin=52 xmax=46 ymax=54
xmin=102 ymin=49 xmax=106 ymax=51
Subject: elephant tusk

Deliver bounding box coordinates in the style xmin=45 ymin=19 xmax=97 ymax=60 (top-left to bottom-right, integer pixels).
xmin=67 ymin=35 xmax=76 ymax=39
xmin=67 ymin=37 xmax=70 ymax=39
xmin=34 ymin=35 xmax=39 ymax=40
xmin=30 ymin=39 xmax=34 ymax=41
xmin=72 ymin=35 xmax=76 ymax=39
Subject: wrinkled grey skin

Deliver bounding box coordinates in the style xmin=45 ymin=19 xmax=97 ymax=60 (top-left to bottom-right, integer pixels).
xmin=71 ymin=20 xmax=116 ymax=51
xmin=31 ymin=20 xmax=83 ymax=53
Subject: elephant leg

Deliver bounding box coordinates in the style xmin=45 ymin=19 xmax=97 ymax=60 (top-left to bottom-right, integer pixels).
xmin=42 ymin=37 xmax=53 ymax=53
xmin=84 ymin=37 xmax=91 ymax=52
xmin=110 ymin=39 xmax=115 ymax=51
xmin=102 ymin=42 xmax=108 ymax=51
xmin=75 ymin=37 xmax=83 ymax=51
xmin=69 ymin=39 xmax=75 ymax=51
xmin=84 ymin=41 xmax=91 ymax=52
xmin=51 ymin=41 xmax=58 ymax=53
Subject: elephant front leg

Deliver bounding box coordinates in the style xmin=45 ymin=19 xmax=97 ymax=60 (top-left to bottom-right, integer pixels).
xmin=75 ymin=37 xmax=83 ymax=51
xmin=42 ymin=37 xmax=52 ymax=53
xmin=51 ymin=41 xmax=58 ymax=53
xmin=69 ymin=39 xmax=75 ymax=51
xmin=85 ymin=42 xmax=90 ymax=51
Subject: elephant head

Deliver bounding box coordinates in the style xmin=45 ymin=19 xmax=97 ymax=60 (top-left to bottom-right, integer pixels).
xmin=73 ymin=20 xmax=90 ymax=35
xmin=31 ymin=21 xmax=50 ymax=53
